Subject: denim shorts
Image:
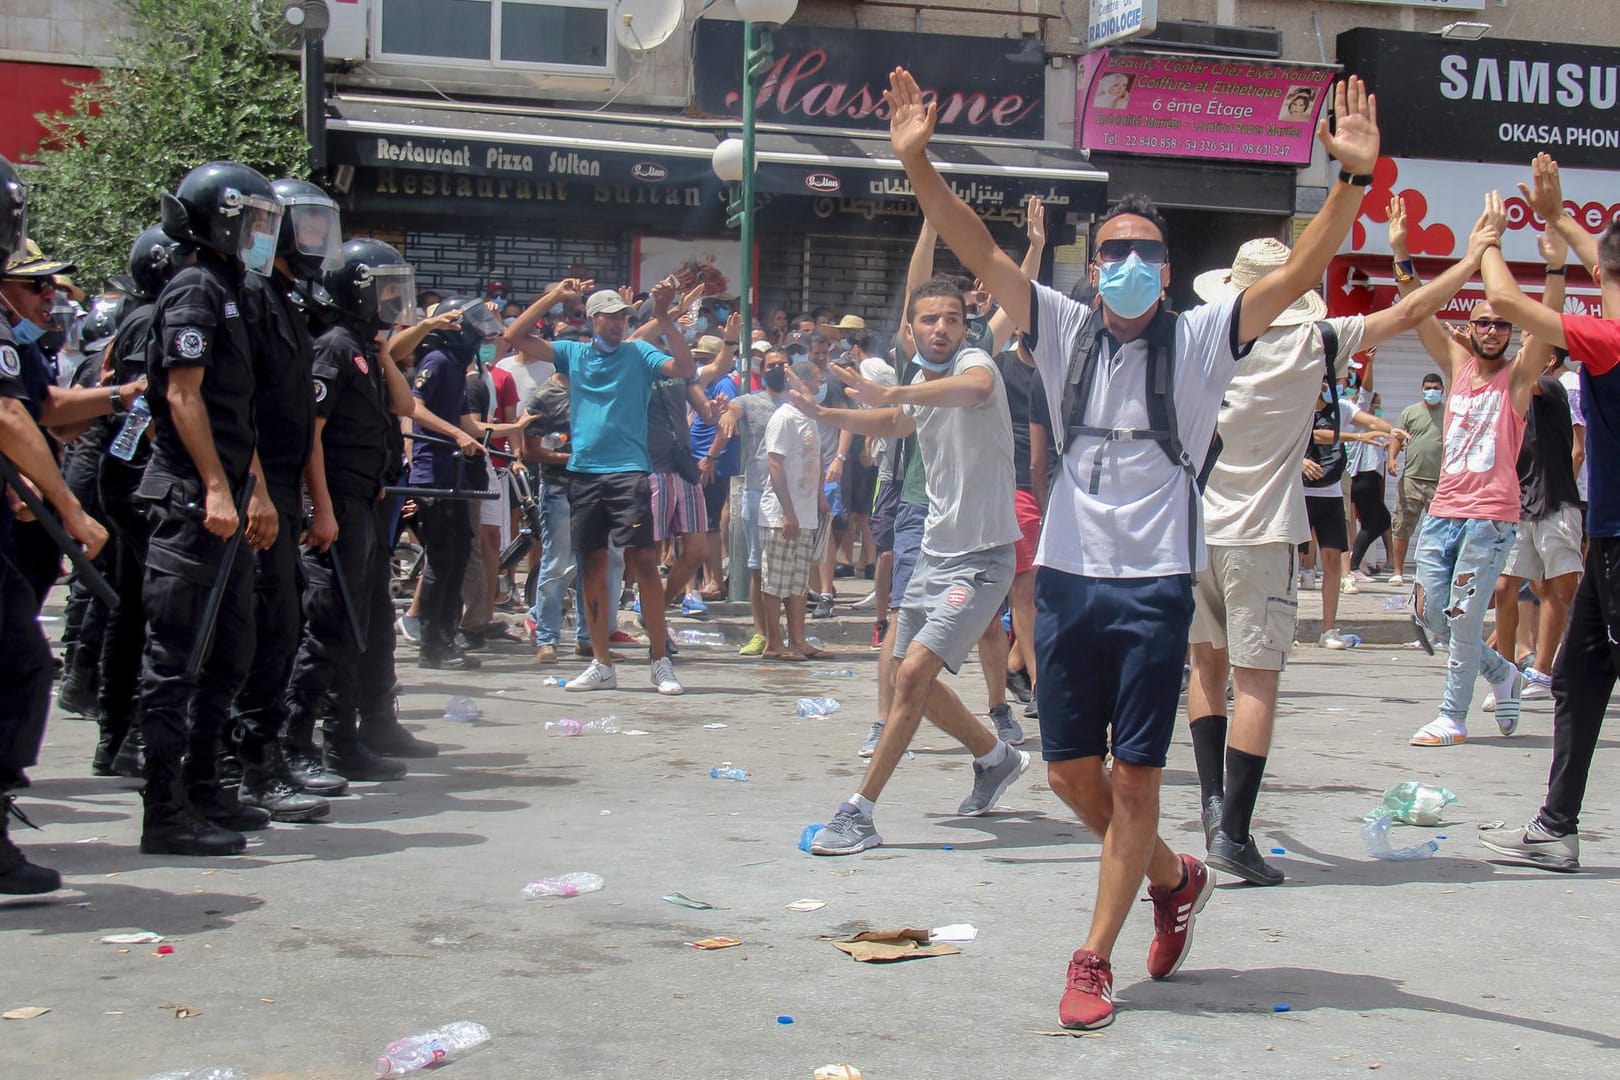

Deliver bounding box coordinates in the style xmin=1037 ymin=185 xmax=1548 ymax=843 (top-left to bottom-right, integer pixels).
xmin=888 ymin=501 xmax=927 ymax=610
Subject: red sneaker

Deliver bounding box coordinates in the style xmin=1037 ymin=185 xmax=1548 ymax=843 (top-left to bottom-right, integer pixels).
xmin=1059 ymin=948 xmax=1115 ymax=1030
xmin=1147 ymin=854 xmax=1215 ymax=980
xmin=609 ymin=630 xmax=640 ymax=646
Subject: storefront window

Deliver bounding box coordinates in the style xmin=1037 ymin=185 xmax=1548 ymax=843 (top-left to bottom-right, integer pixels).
xmin=378 ymin=0 xmax=612 ymax=73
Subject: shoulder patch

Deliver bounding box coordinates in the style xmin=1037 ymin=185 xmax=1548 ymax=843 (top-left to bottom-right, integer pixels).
xmin=224 ymin=301 xmax=240 ymax=319
xmin=173 ymin=327 xmax=208 ymax=360
xmin=314 ymin=379 xmax=328 ymax=403
xmin=354 ymin=354 xmax=369 ymax=375
xmin=0 ymin=345 xmax=19 ymax=378
xmin=414 ymin=372 xmax=430 ymax=390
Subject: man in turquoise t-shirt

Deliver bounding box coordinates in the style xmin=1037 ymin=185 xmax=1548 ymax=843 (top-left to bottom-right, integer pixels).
xmin=523 ymin=282 xmax=695 ymax=694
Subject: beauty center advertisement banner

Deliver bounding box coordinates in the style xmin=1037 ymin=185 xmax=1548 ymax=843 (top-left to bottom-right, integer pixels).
xmin=1075 ymin=50 xmax=1337 ymax=165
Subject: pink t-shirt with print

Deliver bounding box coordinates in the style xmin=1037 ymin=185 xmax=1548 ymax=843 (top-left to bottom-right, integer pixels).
xmin=1426 ymin=355 xmax=1526 ymax=523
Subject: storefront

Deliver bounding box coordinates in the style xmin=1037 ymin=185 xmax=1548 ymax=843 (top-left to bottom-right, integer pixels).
xmin=325 ymin=17 xmax=1107 ymax=330
xmin=1332 ymin=28 xmax=1620 ymax=412
xmin=1073 ymin=47 xmax=1338 ymax=308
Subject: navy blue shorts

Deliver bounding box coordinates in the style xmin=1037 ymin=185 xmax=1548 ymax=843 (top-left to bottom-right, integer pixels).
xmin=888 ymin=501 xmax=927 ymax=610
xmin=1033 ymin=568 xmax=1194 ymax=769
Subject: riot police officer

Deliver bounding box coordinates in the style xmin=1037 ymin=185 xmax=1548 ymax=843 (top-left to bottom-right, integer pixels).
xmin=0 ymin=155 xmax=110 ymax=893
xmin=230 ymin=178 xmax=339 ymax=821
xmin=93 ymin=227 xmax=179 ymax=779
xmin=137 ymin=160 xmax=283 ymax=856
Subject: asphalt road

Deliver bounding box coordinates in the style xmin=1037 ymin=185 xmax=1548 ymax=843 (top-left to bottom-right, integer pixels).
xmin=6 ymin=610 xmax=1619 ymax=1079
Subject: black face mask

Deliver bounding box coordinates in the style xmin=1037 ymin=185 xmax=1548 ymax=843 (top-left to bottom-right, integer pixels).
xmin=763 ymin=368 xmax=787 ymax=393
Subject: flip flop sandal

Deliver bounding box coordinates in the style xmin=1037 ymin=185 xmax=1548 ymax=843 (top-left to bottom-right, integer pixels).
xmin=764 ymin=651 xmax=806 ymax=662
xmin=1494 ymin=673 xmax=1524 ymax=736
xmin=801 ymin=647 xmax=835 ymax=660
xmin=1410 ymin=721 xmax=1466 ymax=747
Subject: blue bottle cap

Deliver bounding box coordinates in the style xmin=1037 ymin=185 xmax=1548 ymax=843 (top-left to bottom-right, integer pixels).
xmin=1270 ymin=847 xmax=1287 ymax=855
xmin=941 ymin=845 xmax=954 ymax=851
xmin=776 ymin=1015 xmax=794 ymax=1024
xmin=1273 ymin=1003 xmax=1291 ymax=1013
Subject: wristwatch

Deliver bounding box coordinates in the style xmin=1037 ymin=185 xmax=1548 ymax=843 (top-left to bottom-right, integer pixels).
xmin=109 ymin=387 xmax=127 ymax=413
xmin=1338 ymin=169 xmax=1372 ymax=187
xmin=1546 ymin=266 xmax=1567 ymax=276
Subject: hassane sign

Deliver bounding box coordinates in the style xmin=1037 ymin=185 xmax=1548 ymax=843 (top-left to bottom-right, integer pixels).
xmin=1087 ymin=0 xmax=1158 ymax=49
xmin=1337 ymin=28 xmax=1620 ymax=169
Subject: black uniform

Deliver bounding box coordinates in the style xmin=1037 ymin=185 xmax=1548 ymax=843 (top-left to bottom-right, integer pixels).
xmin=94 ymin=301 xmax=157 ymax=772
xmin=5 ymin=335 xmax=64 ymax=609
xmin=55 ymin=349 xmax=116 ymax=712
xmin=408 ymin=344 xmax=476 ymax=661
xmin=232 ymin=271 xmax=314 ymax=756
xmin=137 ymin=254 xmax=258 ymax=783
xmin=0 ymin=323 xmax=55 ymax=794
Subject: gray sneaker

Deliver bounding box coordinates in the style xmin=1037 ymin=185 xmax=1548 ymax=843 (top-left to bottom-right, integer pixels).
xmin=1206 ymin=829 xmax=1284 ymax=886
xmin=1201 ymin=794 xmax=1224 ymax=848
xmin=958 ymin=746 xmax=1030 ymax=816
xmin=989 ymin=704 xmax=1025 ymax=746
xmin=810 ymin=802 xmax=882 ymax=855
xmin=858 ymin=721 xmax=885 ymax=758
xmin=1481 ymin=818 xmax=1580 ymax=872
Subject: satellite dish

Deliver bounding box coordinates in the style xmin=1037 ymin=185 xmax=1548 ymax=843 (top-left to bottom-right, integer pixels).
xmin=614 ymin=0 xmax=683 ymax=53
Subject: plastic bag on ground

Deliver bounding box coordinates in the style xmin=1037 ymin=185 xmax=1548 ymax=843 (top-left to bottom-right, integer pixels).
xmin=1366 ymin=781 xmax=1457 ymax=826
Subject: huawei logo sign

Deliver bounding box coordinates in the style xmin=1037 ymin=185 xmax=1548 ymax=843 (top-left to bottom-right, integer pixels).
xmin=805 ymin=173 xmax=841 ymax=193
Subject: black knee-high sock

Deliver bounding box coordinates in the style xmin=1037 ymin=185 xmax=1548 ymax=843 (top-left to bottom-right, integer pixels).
xmin=1189 ymin=715 xmax=1227 ymax=803
xmin=1221 ymin=747 xmax=1268 ymax=844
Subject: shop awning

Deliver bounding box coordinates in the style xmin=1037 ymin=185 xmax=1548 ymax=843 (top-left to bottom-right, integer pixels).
xmin=326 ymin=95 xmax=1108 ymax=212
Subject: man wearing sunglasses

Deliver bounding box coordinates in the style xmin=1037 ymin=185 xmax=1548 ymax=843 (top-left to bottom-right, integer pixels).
xmin=1389 ymin=195 xmax=1541 ymax=749
xmin=887 ymin=67 xmax=1382 ymax=1028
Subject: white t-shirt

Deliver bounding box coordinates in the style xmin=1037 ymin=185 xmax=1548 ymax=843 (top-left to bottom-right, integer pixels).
xmin=1560 ymin=367 xmax=1589 ymax=502
xmin=901 ymin=349 xmax=1021 ymax=558
xmin=1304 ymin=397 xmax=1363 ymax=499
xmin=760 ymin=404 xmax=821 ymax=527
xmin=1204 ymin=316 xmax=1363 ymax=546
xmin=1030 ymin=281 xmax=1244 ymax=577
xmin=497 ymin=354 xmax=555 ymax=407
xmin=860 ymin=355 xmax=899 ymax=478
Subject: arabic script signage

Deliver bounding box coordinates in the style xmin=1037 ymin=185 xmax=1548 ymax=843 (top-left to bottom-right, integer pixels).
xmin=693 ymin=19 xmax=1046 ymax=140
xmin=1075 ymin=49 xmax=1336 ymax=166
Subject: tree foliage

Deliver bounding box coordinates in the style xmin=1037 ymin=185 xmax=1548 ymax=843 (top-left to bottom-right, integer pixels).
xmin=29 ymin=0 xmax=309 ymax=286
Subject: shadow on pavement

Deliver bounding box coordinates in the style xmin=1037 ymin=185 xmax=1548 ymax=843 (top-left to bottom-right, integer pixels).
xmin=2 ymin=880 xmax=264 ymax=935
xmin=1260 ymin=829 xmax=1620 ymax=887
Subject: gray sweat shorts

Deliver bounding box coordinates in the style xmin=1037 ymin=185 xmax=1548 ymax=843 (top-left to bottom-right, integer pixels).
xmin=892 ymin=543 xmax=1016 ymax=674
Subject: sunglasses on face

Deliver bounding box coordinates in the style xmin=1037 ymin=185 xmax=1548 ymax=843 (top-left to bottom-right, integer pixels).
xmin=18 ymin=278 xmax=54 ymax=295
xmin=1472 ymin=318 xmax=1513 ymax=333
xmin=1096 ymin=238 xmax=1168 ymax=265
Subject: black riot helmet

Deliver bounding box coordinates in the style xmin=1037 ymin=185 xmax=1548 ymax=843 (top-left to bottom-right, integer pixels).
xmin=424 ymin=297 xmax=502 ymax=355
xmin=0 ymin=156 xmax=26 ymax=269
xmin=124 ymin=225 xmax=181 ymax=301
xmin=323 ymin=238 xmax=416 ymax=330
xmin=159 ymin=161 xmax=283 ymax=277
xmin=79 ymin=294 xmax=126 ymax=355
xmin=270 ymin=178 xmax=341 ymax=280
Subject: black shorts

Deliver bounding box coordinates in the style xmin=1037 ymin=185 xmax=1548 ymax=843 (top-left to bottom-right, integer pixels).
xmin=703 ymin=474 xmax=729 ymax=534
xmin=569 ymin=471 xmax=654 ymax=552
xmin=870 ymin=477 xmax=901 ymax=554
xmin=844 ymin=460 xmax=877 ymax=521
xmin=1305 ymin=494 xmax=1348 ymax=552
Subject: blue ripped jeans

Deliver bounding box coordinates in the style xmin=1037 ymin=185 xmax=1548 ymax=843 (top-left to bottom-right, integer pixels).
xmin=1414 ymin=515 xmax=1519 ymax=726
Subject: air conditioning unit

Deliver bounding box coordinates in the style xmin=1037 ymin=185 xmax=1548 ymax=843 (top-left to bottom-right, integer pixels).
xmin=1133 ymin=19 xmax=1282 ymax=59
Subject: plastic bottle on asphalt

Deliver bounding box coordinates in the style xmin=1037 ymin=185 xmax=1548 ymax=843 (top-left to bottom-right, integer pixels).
xmin=795 ymin=696 xmax=842 ymax=717
xmin=1340 ymin=633 xmax=1362 ymax=648
xmin=521 ymin=872 xmax=605 ymax=898
xmin=443 ymin=696 xmax=479 ymax=723
xmin=676 ymin=629 xmax=725 ymax=647
xmin=374 ymin=1020 xmax=492 ymax=1076
xmin=710 ymin=765 xmax=751 ymax=781
xmin=812 ymin=668 xmax=856 ymax=678
xmin=1362 ymin=814 xmax=1439 ymax=860
xmin=545 ymin=718 xmax=583 ymax=736
xmin=1383 ymin=594 xmax=1409 ymax=612
xmin=108 ymin=395 xmax=152 ymax=461
xmin=583 ymin=716 xmax=620 ymax=734
xmin=137 ymin=1069 xmax=249 ymax=1080
xmin=798 ymin=823 xmax=824 ymax=852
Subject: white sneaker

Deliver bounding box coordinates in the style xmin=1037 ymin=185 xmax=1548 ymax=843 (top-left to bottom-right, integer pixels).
xmin=1522 ymin=670 xmax=1553 ymax=701
xmin=564 ymin=659 xmax=617 ymax=692
xmin=1300 ymin=570 xmax=1320 ymax=591
xmin=651 ymin=655 xmax=684 ymax=696
xmin=851 ymin=591 xmax=877 ymax=611
xmin=1388 ymin=573 xmax=1405 ymax=587
xmin=1341 ymin=576 xmax=1360 ymax=595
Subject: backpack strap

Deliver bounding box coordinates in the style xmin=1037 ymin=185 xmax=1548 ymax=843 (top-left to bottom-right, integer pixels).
xmin=1316 ymin=319 xmax=1342 ymax=443
xmin=1056 ymin=305 xmax=1107 ymax=456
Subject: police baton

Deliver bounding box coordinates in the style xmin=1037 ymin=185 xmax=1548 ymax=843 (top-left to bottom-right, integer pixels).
xmin=305 ymin=508 xmax=365 ymax=653
xmin=185 ymin=473 xmax=256 ymax=680
xmin=0 ymin=453 xmax=119 ymax=609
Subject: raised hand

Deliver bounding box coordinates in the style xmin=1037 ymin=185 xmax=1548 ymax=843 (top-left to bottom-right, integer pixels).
xmin=649 ymin=277 xmax=676 ymax=314
xmin=1318 ymin=76 xmax=1379 ymax=175
xmin=885 ymin=67 xmax=938 ymax=161
xmin=1517 ymin=152 xmax=1564 ymax=223
xmin=1481 ymin=190 xmax=1508 ymax=241
xmin=1387 ymin=195 xmax=1408 ymax=257
xmin=829 ymin=362 xmax=890 ymax=408
xmin=1026 ymin=195 xmax=1047 ymax=249
xmin=1466 ymin=194 xmax=1506 ymax=259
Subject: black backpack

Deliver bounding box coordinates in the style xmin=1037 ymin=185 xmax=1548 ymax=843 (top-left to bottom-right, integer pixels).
xmin=1302 ymin=321 xmax=1346 ymax=489
xmin=1055 ymin=305 xmax=1220 ymax=572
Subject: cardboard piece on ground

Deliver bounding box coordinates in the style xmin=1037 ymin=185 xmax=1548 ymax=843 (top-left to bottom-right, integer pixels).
xmin=831 ymin=928 xmax=961 ymax=963
xmin=2 ymin=1007 xmax=50 ymax=1020
xmin=686 ymin=937 xmax=742 ymax=950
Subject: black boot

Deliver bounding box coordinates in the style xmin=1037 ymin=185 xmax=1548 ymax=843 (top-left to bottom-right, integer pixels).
xmin=92 ymin=714 xmax=132 ymax=777
xmin=0 ymin=795 xmax=62 ymax=894
xmin=55 ymin=645 xmax=102 ymax=719
xmin=360 ymin=698 xmax=439 ymax=759
xmin=324 ymin=707 xmax=407 ymax=781
xmin=283 ymin=702 xmax=350 ymax=795
xmin=182 ymin=755 xmax=271 ymax=832
xmin=139 ymin=759 xmax=246 ymax=856
xmin=110 ymin=725 xmax=146 ymax=778
xmin=238 ymin=738 xmax=330 ymax=823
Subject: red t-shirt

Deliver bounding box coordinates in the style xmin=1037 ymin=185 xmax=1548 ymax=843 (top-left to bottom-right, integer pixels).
xmin=489 ymin=364 xmax=519 ymax=455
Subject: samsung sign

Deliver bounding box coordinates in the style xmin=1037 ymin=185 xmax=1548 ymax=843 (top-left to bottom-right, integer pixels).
xmin=1338 ymin=28 xmax=1620 ymax=168
xmin=1088 ymin=0 xmax=1157 ymax=50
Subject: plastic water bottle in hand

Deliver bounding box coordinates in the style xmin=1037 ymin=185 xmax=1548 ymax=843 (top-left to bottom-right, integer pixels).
xmin=374 ymin=1020 xmax=491 ymax=1076
xmin=443 ymin=696 xmax=479 ymax=723
xmin=109 ymin=395 xmax=152 ymax=461
xmin=522 ymin=872 xmax=605 ymax=898
xmin=710 ymin=764 xmax=751 ymax=781
xmin=795 ymin=696 xmax=842 ymax=717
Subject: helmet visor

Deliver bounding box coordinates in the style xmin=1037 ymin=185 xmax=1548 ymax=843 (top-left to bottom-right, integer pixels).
xmin=231 ymin=193 xmax=284 ymax=277
xmin=1 ymin=175 xmax=26 ymax=264
xmin=371 ymin=264 xmax=416 ymax=326
xmin=286 ymin=201 xmax=342 ymax=271
xmin=461 ymin=299 xmax=503 ymax=339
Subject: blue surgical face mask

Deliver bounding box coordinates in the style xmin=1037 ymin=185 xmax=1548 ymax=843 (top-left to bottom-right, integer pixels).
xmin=1422 ymin=388 xmax=1444 ymax=406
xmin=912 ymin=348 xmax=955 ymax=374
xmin=592 ymin=334 xmax=615 ymax=354
xmin=478 ymin=342 xmax=497 ymax=363
xmin=242 ymin=230 xmax=276 ymax=275
xmin=814 ymin=382 xmax=829 ymax=404
xmin=548 ymin=303 xmax=565 ymax=317
xmin=1372 ymin=407 xmax=1383 ymax=417
xmin=11 ymin=316 xmax=46 ymax=345
xmin=713 ymin=305 xmax=731 ymax=323
xmin=693 ymin=317 xmax=710 ymax=333
xmin=1095 ymin=252 xmax=1162 ymax=320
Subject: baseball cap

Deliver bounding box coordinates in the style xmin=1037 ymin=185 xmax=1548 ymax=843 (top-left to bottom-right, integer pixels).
xmin=785 ymin=330 xmax=810 ymax=353
xmin=585 ymin=289 xmax=632 ymax=317
xmin=750 ymin=339 xmax=772 ymax=354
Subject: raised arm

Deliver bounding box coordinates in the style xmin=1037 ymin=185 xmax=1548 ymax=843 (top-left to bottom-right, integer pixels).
xmin=887 ymin=68 xmax=1032 ymax=331
xmin=1520 ymin=153 xmax=1603 ymax=280
xmin=1237 ymin=78 xmax=1381 ymax=344
xmin=1363 ymin=200 xmax=1505 ymax=352
xmin=990 ymin=196 xmax=1046 ymax=353
xmin=388 ymin=308 xmax=468 ymax=366
xmin=1482 ymin=193 xmax=1567 ymax=348
xmin=1389 ymin=195 xmax=1465 ymax=380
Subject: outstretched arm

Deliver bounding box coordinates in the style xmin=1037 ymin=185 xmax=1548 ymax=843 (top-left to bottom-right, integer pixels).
xmin=990 ymin=196 xmax=1047 ymax=354
xmin=1363 ymin=198 xmax=1505 ymax=351
xmin=1388 ymin=195 xmax=1466 ymax=380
